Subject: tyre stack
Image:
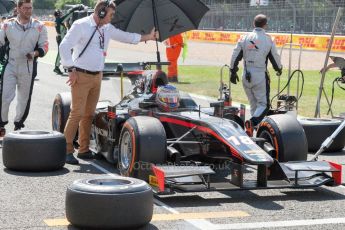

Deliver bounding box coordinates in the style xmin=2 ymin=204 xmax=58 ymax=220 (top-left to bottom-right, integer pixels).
xmin=2 ymin=130 xmax=66 ymax=171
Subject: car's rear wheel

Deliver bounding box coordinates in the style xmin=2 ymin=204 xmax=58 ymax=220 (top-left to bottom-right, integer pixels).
xmin=118 ymin=116 xmax=167 ymax=180
xmin=52 ymin=92 xmax=79 ymax=148
xmin=257 ymin=114 xmax=308 ymax=162
xmin=298 ymin=118 xmax=345 ymax=152
xmin=52 ymin=92 xmax=71 ymax=133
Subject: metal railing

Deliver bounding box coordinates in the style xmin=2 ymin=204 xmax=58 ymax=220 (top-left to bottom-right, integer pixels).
xmin=199 ymin=0 xmax=345 ymax=35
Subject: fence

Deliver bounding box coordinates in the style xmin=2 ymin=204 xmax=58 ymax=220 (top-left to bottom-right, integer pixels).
xmin=199 ymin=0 xmax=345 ymax=35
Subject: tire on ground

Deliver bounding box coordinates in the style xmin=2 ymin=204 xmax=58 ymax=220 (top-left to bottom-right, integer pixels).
xmin=3 ymin=130 xmax=66 ymax=171
xmin=118 ymin=116 xmax=167 ymax=180
xmin=66 ymin=176 xmax=153 ymax=229
xmin=257 ymin=114 xmax=308 ymax=162
xmin=298 ymin=118 xmax=345 ymax=152
xmin=52 ymin=92 xmax=71 ymax=133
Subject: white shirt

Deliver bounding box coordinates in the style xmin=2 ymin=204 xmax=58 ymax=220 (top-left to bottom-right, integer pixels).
xmin=59 ymin=15 xmax=141 ymax=71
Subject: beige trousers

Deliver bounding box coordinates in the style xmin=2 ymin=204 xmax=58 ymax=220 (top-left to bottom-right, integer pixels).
xmin=64 ymin=71 xmax=102 ymax=154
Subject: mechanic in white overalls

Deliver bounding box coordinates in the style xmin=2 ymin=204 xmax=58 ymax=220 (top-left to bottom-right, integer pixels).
xmin=0 ymin=0 xmax=48 ymax=136
xmin=230 ymin=14 xmax=282 ymax=135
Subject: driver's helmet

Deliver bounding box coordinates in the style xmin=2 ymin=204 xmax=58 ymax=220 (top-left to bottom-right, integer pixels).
xmin=155 ymin=85 xmax=180 ymax=112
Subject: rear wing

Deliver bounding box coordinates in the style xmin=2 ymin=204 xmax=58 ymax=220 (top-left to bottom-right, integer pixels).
xmin=103 ymin=62 xmax=170 ymax=76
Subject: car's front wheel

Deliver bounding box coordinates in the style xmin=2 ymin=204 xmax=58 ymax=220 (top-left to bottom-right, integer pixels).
xmin=118 ymin=116 xmax=167 ymax=180
xmin=257 ymin=114 xmax=308 ymax=162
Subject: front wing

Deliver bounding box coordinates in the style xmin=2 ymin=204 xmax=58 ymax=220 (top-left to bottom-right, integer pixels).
xmin=148 ymin=160 xmax=342 ymax=194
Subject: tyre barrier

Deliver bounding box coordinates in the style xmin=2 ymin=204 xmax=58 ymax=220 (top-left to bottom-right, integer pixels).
xmin=66 ymin=176 xmax=153 ymax=229
xmin=298 ymin=118 xmax=345 ymax=152
xmin=2 ymin=130 xmax=66 ymax=171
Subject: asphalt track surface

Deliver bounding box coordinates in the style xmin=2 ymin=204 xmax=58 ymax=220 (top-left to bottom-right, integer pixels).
xmin=1 ymin=29 xmax=345 ymax=229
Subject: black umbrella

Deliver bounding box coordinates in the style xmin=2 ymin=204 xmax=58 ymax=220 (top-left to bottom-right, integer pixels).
xmin=113 ymin=0 xmax=209 ymax=62
xmin=0 ymin=0 xmax=16 ymax=15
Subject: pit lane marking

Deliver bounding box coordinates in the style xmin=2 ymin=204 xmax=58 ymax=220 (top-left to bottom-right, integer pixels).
xmin=44 ymin=219 xmax=69 ymax=226
xmin=211 ymin=217 xmax=345 ymax=229
xmin=152 ymin=211 xmax=249 ymax=221
xmin=44 ymin=211 xmax=249 ymax=226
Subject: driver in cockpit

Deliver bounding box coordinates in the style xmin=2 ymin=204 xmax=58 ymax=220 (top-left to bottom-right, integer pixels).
xmin=155 ymin=84 xmax=180 ymax=112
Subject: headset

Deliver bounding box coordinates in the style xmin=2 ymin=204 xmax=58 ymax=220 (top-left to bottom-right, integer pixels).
xmin=54 ymin=9 xmax=62 ymax=18
xmin=98 ymin=0 xmax=111 ymax=19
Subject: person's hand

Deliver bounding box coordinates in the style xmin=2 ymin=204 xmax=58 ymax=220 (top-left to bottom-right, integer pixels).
xmin=150 ymin=27 xmax=159 ymax=40
xmin=141 ymin=28 xmax=159 ymax=42
xmin=26 ymin=51 xmax=36 ymax=60
xmin=230 ymin=72 xmax=239 ymax=84
xmin=66 ymin=71 xmax=78 ymax=86
xmin=276 ymin=66 xmax=283 ymax=76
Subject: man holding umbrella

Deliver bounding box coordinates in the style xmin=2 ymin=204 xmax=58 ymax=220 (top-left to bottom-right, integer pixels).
xmin=60 ymin=0 xmax=159 ymax=165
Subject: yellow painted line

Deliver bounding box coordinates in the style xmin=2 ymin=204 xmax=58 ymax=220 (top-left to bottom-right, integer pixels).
xmin=44 ymin=219 xmax=69 ymax=227
xmin=152 ymin=211 xmax=250 ymax=221
xmin=44 ymin=211 xmax=250 ymax=226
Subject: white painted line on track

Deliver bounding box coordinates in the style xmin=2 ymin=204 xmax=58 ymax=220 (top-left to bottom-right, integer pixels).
xmin=212 ymin=217 xmax=345 ymax=229
xmin=85 ymin=160 xmax=216 ymax=230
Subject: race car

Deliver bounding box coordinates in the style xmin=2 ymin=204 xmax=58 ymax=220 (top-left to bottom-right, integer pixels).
xmin=52 ymin=62 xmax=342 ymax=194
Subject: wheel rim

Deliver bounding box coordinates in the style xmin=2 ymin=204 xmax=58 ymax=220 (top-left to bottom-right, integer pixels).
xmin=120 ymin=131 xmax=133 ymax=170
xmin=52 ymin=103 xmax=61 ymax=131
xmin=87 ymin=178 xmax=132 ymax=186
xmin=90 ymin=125 xmax=98 ymax=152
xmin=18 ymin=131 xmax=51 ymax=135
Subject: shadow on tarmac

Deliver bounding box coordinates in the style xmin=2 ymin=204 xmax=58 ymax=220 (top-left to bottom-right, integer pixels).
xmin=66 ymin=223 xmax=159 ymax=230
xmin=3 ymin=167 xmax=70 ymax=177
xmin=72 ymin=162 xmax=106 ymax=175
xmin=157 ymin=187 xmax=345 ymax=211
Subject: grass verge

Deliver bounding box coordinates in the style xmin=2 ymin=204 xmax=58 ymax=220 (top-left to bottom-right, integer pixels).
xmin=173 ymin=65 xmax=345 ymax=118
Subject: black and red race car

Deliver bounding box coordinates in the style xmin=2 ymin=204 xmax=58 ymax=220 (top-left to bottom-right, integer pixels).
xmin=52 ymin=62 xmax=342 ymax=194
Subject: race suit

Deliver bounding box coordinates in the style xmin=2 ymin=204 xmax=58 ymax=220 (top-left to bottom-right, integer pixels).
xmin=230 ymin=27 xmax=282 ymax=125
xmin=0 ymin=18 xmax=49 ymax=128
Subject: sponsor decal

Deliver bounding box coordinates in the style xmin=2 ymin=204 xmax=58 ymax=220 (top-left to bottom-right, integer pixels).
xmin=149 ymin=175 xmax=159 ymax=188
xmin=186 ymin=30 xmax=345 ymax=52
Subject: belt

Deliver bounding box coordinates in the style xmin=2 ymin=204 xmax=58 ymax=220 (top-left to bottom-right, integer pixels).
xmin=75 ymin=67 xmax=100 ymax=75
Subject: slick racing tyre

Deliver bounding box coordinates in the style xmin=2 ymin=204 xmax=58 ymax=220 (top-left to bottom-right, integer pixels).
xmin=52 ymin=92 xmax=71 ymax=133
xmin=2 ymin=130 xmax=66 ymax=171
xmin=298 ymin=118 xmax=345 ymax=152
xmin=66 ymin=176 xmax=153 ymax=229
xmin=118 ymin=116 xmax=167 ymax=180
xmin=257 ymin=114 xmax=308 ymax=162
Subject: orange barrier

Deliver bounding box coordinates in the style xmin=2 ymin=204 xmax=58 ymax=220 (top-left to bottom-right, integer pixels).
xmin=186 ymin=30 xmax=345 ymax=52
